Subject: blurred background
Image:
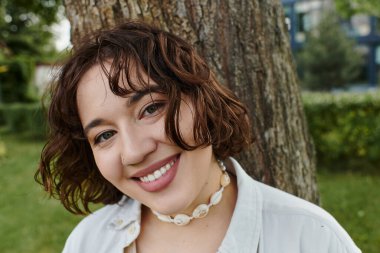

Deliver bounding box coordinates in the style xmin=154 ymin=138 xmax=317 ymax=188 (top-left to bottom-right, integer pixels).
xmin=0 ymin=0 xmax=379 ymax=252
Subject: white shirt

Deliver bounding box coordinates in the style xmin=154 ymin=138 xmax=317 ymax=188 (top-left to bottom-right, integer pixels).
xmin=62 ymin=158 xmax=361 ymax=253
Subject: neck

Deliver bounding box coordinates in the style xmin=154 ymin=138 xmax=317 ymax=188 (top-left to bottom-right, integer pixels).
xmin=138 ymin=174 xmax=237 ymax=253
xmin=172 ymin=159 xmax=224 ymax=217
xmin=142 ymin=173 xmax=237 ymax=228
xmin=142 ymin=162 xmax=237 ymax=229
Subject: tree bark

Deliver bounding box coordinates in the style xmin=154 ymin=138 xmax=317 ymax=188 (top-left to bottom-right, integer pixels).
xmin=63 ymin=0 xmax=319 ymax=203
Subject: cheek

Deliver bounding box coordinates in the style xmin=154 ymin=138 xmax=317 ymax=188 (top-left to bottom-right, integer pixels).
xmin=146 ymin=116 xmax=170 ymax=143
xmin=179 ymin=122 xmax=194 ymax=145
xmin=93 ymin=151 xmax=123 ymax=182
xmin=178 ymin=102 xmax=196 ymax=145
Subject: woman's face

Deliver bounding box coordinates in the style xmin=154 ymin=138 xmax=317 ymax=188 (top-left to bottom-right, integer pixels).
xmin=76 ymin=63 xmax=221 ymax=215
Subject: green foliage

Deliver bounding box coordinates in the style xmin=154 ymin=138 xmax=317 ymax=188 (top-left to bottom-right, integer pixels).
xmin=303 ymin=92 xmax=380 ymax=171
xmin=0 ymin=103 xmax=46 ymax=138
xmin=0 ymin=55 xmax=35 ymax=103
xmin=0 ymin=0 xmax=62 ymax=103
xmin=335 ymin=0 xmax=380 ymax=18
xmin=0 ymin=105 xmax=5 ymax=126
xmin=0 ymin=141 xmax=5 ymax=157
xmin=0 ymin=0 xmax=61 ymax=58
xmin=297 ymin=12 xmax=362 ymax=91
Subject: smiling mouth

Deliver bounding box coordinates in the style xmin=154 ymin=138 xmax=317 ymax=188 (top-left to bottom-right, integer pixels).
xmin=138 ymin=157 xmax=177 ymax=183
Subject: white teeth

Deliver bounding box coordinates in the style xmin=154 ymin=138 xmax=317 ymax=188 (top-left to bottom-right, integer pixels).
xmin=148 ymin=175 xmax=155 ymax=182
xmin=139 ymin=158 xmax=176 ymax=183
xmin=154 ymin=170 xmax=162 ymax=178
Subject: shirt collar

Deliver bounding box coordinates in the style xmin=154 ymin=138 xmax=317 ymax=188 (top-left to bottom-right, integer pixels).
xmin=108 ymin=196 xmax=142 ymax=247
xmin=217 ymin=157 xmax=262 ymax=253
xmin=109 ymin=196 xmax=141 ymax=230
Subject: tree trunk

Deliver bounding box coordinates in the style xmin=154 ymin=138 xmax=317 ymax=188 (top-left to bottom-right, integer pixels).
xmin=63 ymin=0 xmax=319 ymax=203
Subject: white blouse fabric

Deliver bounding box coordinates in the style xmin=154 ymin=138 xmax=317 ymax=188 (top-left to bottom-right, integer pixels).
xmin=62 ymin=158 xmax=361 ymax=253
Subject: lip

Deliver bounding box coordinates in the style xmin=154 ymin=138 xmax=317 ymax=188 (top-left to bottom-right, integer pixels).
xmin=131 ymin=153 xmax=180 ymax=178
xmin=135 ymin=153 xmax=180 ymax=192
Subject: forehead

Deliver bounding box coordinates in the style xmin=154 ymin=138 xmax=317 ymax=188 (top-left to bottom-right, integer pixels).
xmin=76 ymin=64 xmax=120 ymax=118
xmin=77 ymin=61 xmax=153 ymax=94
xmin=76 ymin=63 xmax=163 ymax=115
xmin=77 ymin=64 xmax=107 ymax=90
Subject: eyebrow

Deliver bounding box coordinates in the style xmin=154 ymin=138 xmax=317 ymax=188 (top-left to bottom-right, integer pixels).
xmin=128 ymin=85 xmax=162 ymax=106
xmin=83 ymin=85 xmax=162 ymax=136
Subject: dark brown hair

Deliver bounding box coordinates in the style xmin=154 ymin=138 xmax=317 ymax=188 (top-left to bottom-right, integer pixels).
xmin=36 ymin=21 xmax=251 ymax=215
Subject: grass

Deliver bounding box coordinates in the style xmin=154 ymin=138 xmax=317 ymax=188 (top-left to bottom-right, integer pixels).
xmin=0 ymin=134 xmax=81 ymax=253
xmin=0 ymin=133 xmax=378 ymax=252
xmin=318 ymin=171 xmax=380 ymax=253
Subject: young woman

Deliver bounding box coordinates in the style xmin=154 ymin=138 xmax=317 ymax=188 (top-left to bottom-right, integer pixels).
xmin=36 ymin=21 xmax=361 ymax=253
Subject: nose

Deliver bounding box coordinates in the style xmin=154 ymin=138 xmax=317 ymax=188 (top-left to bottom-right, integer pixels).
xmin=119 ymin=125 xmax=157 ymax=166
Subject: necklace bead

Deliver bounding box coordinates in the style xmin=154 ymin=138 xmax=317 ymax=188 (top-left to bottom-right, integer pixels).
xmin=193 ymin=204 xmax=209 ymax=218
xmin=173 ymin=214 xmax=191 ymax=226
xmin=221 ymin=172 xmax=230 ymax=187
xmin=210 ymin=188 xmax=223 ymax=206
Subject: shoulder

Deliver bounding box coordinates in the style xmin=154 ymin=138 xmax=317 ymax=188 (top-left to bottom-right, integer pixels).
xmin=229 ymin=157 xmax=360 ymax=252
xmin=255 ymin=181 xmax=361 ymax=253
xmin=62 ymin=197 xmax=141 ymax=253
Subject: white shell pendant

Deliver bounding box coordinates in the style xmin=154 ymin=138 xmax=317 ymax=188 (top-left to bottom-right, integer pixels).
xmin=192 ymin=204 xmax=209 ymax=218
xmin=156 ymin=214 xmax=172 ymax=223
xmin=173 ymin=214 xmax=191 ymax=226
xmin=210 ymin=189 xmax=223 ymax=205
xmin=220 ymin=172 xmax=230 ymax=187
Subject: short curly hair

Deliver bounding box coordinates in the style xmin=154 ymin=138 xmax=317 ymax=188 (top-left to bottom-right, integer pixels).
xmin=36 ymin=21 xmax=251 ymax=215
